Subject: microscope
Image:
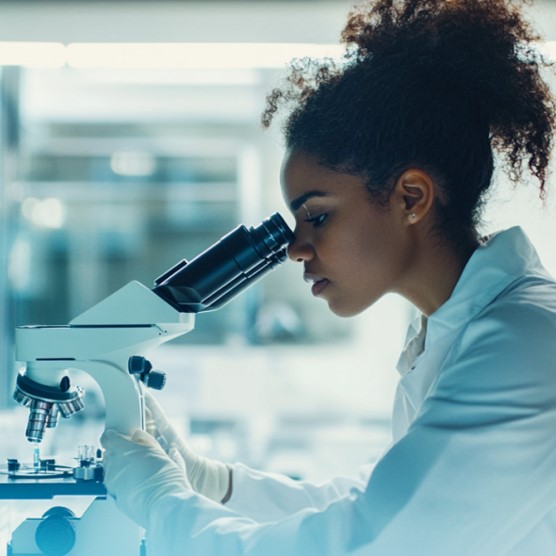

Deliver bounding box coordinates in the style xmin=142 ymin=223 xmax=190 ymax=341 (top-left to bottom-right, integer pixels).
xmin=1 ymin=213 xmax=293 ymax=556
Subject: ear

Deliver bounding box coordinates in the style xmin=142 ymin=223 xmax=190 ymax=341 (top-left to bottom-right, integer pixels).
xmin=392 ymin=168 xmax=435 ymax=225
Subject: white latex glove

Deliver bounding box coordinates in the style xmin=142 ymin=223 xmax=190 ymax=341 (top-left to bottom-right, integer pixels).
xmin=101 ymin=428 xmax=191 ymax=528
xmin=144 ymin=390 xmax=231 ymax=504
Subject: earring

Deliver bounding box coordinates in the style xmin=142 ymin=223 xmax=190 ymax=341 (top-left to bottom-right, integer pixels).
xmin=408 ymin=213 xmax=417 ymax=222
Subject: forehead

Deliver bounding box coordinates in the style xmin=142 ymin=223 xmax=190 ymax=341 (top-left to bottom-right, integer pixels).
xmin=280 ymin=150 xmax=327 ymax=210
xmin=280 ymin=149 xmax=365 ymax=209
xmin=280 ymin=149 xmax=326 ymax=189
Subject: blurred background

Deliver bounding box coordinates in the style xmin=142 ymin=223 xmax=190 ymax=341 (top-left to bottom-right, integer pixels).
xmin=0 ymin=0 xmax=555 ymax=540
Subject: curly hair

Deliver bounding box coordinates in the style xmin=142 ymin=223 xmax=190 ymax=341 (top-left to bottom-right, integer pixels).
xmin=262 ymin=0 xmax=555 ymax=245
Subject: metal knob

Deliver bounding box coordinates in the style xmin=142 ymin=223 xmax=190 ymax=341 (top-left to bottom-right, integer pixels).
xmin=128 ymin=355 xmax=152 ymax=375
xmin=128 ymin=355 xmax=166 ymax=390
xmin=144 ymin=371 xmax=166 ymax=390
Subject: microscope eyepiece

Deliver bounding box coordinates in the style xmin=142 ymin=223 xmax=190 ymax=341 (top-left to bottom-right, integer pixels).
xmin=153 ymin=212 xmax=294 ymax=312
xmin=250 ymin=212 xmax=295 ymax=259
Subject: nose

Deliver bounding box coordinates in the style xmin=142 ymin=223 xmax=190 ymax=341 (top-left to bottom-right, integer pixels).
xmin=287 ymin=230 xmax=314 ymax=263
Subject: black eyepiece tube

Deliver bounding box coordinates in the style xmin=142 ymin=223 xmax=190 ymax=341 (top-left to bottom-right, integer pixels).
xmin=152 ymin=213 xmax=294 ymax=313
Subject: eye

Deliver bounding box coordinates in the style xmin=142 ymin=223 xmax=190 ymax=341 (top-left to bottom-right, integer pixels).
xmin=304 ymin=213 xmax=328 ymax=228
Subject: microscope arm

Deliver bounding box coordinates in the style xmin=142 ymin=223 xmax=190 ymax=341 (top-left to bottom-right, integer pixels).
xmin=15 ymin=281 xmax=194 ymax=442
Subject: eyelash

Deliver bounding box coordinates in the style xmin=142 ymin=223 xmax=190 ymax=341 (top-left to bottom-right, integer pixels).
xmin=304 ymin=213 xmax=328 ymax=228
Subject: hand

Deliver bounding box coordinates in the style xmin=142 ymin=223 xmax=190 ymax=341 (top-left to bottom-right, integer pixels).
xmin=101 ymin=428 xmax=190 ymax=528
xmin=144 ymin=390 xmax=231 ymax=503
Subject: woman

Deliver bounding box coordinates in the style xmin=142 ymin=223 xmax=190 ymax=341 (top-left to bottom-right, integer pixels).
xmin=101 ymin=0 xmax=556 ymax=554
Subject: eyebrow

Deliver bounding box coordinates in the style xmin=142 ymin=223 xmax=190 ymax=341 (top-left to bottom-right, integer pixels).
xmin=289 ymin=190 xmax=328 ymax=211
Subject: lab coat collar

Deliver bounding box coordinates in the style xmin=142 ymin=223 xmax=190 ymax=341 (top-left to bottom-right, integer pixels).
xmin=396 ymin=314 xmax=427 ymax=376
xmin=426 ymin=226 xmax=547 ymax=348
xmin=397 ymin=227 xmax=547 ymax=376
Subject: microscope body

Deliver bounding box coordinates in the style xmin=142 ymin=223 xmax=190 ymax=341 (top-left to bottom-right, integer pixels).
xmin=5 ymin=213 xmax=293 ymax=556
xmin=13 ymin=212 xmax=292 ymax=443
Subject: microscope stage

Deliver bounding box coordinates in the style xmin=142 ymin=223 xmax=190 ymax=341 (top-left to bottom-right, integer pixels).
xmin=0 ymin=465 xmax=106 ymax=499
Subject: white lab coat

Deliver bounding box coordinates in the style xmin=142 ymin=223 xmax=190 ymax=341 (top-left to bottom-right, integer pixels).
xmin=145 ymin=227 xmax=556 ymax=555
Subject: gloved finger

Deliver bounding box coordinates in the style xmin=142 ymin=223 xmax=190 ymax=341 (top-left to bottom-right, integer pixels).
xmin=100 ymin=428 xmax=192 ymax=528
xmin=144 ymin=405 xmax=157 ymax=437
xmin=100 ymin=429 xmax=132 ymax=451
xmin=131 ymin=428 xmax=165 ymax=450
xmin=144 ymin=392 xmax=180 ymax=450
xmin=101 ymin=428 xmax=163 ymax=456
xmin=129 ymin=431 xmax=190 ymax=480
xmin=154 ymin=432 xmax=172 ymax=455
xmin=144 ymin=404 xmax=172 ymax=453
xmin=168 ymin=443 xmax=187 ymax=474
xmin=167 ymin=446 xmax=193 ymax=489
xmin=143 ymin=390 xmax=168 ymax=423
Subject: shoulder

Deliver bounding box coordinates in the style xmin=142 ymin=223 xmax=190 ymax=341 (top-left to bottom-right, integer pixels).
xmin=460 ymin=274 xmax=556 ymax=353
xmin=436 ymin=275 xmax=556 ymax=401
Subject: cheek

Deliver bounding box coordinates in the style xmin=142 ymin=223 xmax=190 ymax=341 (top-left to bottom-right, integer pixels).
xmin=339 ymin=224 xmax=385 ymax=272
xmin=339 ymin=222 xmax=403 ymax=289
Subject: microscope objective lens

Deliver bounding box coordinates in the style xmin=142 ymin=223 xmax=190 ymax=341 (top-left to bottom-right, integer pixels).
xmin=25 ymin=399 xmax=54 ymax=443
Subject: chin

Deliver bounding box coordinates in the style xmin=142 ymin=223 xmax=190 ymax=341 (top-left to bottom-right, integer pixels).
xmin=327 ymin=302 xmax=366 ymax=318
xmin=327 ymin=296 xmax=379 ymax=318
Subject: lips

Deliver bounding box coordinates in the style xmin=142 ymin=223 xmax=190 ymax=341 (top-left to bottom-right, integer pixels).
xmin=303 ymin=272 xmax=330 ymax=297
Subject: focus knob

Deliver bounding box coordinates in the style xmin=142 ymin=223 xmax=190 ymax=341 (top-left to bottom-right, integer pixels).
xmin=128 ymin=356 xmax=166 ymax=390
xmin=144 ymin=371 xmax=166 ymax=391
xmin=128 ymin=356 xmax=152 ymax=375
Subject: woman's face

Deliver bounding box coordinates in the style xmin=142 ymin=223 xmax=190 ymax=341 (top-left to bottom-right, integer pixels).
xmin=281 ymin=149 xmax=414 ymax=317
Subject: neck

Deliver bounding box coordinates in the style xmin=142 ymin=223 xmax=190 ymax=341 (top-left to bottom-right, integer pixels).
xmin=396 ymin=233 xmax=479 ymax=316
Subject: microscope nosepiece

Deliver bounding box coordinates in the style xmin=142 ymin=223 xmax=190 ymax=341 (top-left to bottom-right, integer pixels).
xmin=13 ymin=388 xmax=32 ymax=407
xmin=57 ymin=396 xmax=85 ymax=418
xmin=13 ymin=370 xmax=85 ymax=443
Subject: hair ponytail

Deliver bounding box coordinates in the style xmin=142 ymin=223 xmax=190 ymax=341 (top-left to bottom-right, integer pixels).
xmin=263 ymin=0 xmax=555 ymax=244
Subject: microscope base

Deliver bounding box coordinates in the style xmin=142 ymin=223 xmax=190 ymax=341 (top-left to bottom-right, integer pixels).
xmin=7 ymin=496 xmax=144 ymax=556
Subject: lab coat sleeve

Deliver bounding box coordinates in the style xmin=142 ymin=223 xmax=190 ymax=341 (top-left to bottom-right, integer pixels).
xmin=145 ymin=300 xmax=556 ymax=555
xmin=224 ymin=461 xmax=376 ymax=522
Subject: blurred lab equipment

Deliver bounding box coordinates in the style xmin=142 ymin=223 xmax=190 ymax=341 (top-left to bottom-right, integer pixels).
xmin=1 ymin=212 xmax=293 ymax=556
